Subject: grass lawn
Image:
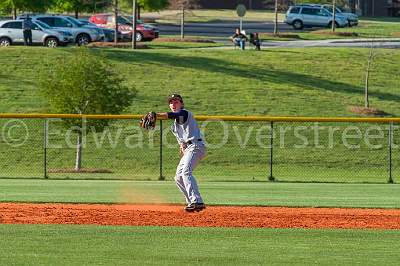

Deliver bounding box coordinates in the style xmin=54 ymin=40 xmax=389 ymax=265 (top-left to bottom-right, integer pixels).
xmin=260 ymin=18 xmax=400 ymax=40
xmin=148 ymin=41 xmax=224 ymax=49
xmin=0 ymin=224 xmax=399 ymax=266
xmin=0 ymin=47 xmax=399 ymax=183
xmin=1 ymin=47 xmax=399 ymax=116
xmin=1 ymin=179 xmax=400 ymax=208
xmin=143 ymin=9 xmax=287 ymax=23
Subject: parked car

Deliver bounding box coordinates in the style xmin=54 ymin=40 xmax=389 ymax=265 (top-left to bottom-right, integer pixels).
xmin=20 ymin=15 xmax=104 ymax=45
xmin=284 ymin=5 xmax=348 ymax=30
xmin=293 ymin=4 xmax=358 ymax=27
xmin=89 ymin=14 xmax=159 ymax=42
xmin=78 ymin=19 xmax=125 ymax=42
xmin=0 ymin=19 xmax=73 ymax=47
xmin=63 ymin=16 xmax=105 ymax=40
xmin=321 ymin=5 xmax=358 ymax=26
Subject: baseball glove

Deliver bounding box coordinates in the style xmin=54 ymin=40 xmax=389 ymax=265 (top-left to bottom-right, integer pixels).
xmin=139 ymin=111 xmax=157 ymax=130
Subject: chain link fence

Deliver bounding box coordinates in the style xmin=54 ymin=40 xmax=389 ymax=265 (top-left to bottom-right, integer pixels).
xmin=0 ymin=115 xmax=398 ymax=183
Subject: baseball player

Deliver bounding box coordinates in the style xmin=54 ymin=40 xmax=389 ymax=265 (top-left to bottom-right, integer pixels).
xmin=154 ymin=94 xmax=206 ymax=212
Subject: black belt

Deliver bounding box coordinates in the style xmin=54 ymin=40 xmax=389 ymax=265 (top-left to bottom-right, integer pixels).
xmin=186 ymin=139 xmax=202 ymax=145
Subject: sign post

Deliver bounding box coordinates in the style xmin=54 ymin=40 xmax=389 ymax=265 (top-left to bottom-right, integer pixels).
xmin=236 ymin=4 xmax=246 ymax=32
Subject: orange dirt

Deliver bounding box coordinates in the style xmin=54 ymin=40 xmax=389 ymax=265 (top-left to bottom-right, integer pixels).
xmin=1 ymin=203 xmax=400 ymax=229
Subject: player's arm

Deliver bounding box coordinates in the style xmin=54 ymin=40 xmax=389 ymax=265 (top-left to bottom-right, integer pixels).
xmin=157 ymin=110 xmax=188 ymax=123
xmin=156 ymin=113 xmax=169 ymax=119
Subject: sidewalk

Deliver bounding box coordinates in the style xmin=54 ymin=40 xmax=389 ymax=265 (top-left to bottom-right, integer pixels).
xmin=210 ymin=37 xmax=400 ymax=49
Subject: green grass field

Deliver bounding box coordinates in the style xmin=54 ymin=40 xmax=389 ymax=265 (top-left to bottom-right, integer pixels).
xmin=1 ymin=179 xmax=400 ymax=265
xmin=1 ymin=45 xmax=400 ymax=265
xmin=1 ymin=225 xmax=400 ymax=266
xmin=1 ymin=179 xmax=400 ymax=208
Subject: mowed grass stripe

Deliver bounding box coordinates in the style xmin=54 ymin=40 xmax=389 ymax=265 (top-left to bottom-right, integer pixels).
xmin=0 ymin=224 xmax=399 ymax=266
xmin=0 ymin=179 xmax=400 ymax=208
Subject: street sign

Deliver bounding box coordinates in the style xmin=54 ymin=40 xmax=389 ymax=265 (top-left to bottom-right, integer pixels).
xmin=236 ymin=4 xmax=247 ymax=17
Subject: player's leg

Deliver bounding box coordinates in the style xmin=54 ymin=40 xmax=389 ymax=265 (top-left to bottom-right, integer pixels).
xmin=180 ymin=145 xmax=205 ymax=204
xmin=175 ymin=160 xmax=190 ymax=204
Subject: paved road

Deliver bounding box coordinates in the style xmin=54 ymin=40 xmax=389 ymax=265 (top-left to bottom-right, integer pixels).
xmin=158 ymin=21 xmax=400 ymax=48
xmin=159 ymin=21 xmax=295 ymax=37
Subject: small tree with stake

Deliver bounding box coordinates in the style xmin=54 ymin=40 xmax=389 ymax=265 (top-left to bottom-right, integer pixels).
xmin=168 ymin=0 xmax=198 ymax=40
xmin=349 ymin=40 xmax=387 ymax=116
xmin=364 ymin=40 xmax=378 ymax=109
xmin=39 ymin=48 xmax=136 ymax=171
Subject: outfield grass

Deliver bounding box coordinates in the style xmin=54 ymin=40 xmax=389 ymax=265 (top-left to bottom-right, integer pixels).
xmin=1 ymin=179 xmax=400 ymax=208
xmin=0 ymin=224 xmax=399 ymax=266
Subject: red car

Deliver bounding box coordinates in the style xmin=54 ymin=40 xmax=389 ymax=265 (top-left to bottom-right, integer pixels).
xmin=89 ymin=14 xmax=159 ymax=42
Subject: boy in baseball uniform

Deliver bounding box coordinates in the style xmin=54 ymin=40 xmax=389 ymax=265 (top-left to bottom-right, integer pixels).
xmin=156 ymin=94 xmax=206 ymax=212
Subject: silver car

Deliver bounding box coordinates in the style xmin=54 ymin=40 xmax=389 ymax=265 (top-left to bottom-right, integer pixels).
xmin=285 ymin=5 xmax=348 ymax=30
xmin=0 ymin=19 xmax=73 ymax=47
xmin=30 ymin=15 xmax=104 ymax=45
xmin=321 ymin=5 xmax=358 ymax=27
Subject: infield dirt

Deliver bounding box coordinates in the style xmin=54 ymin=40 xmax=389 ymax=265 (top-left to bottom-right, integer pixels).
xmin=1 ymin=203 xmax=400 ymax=229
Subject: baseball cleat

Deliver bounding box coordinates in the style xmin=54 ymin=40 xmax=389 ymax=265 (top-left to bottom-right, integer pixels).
xmin=184 ymin=203 xmax=206 ymax=212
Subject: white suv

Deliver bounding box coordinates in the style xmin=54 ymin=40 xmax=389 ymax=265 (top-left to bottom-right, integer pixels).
xmin=31 ymin=15 xmax=104 ymax=45
xmin=285 ymin=5 xmax=348 ymax=30
xmin=0 ymin=19 xmax=73 ymax=47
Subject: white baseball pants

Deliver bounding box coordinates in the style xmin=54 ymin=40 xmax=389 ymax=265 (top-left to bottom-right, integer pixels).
xmin=175 ymin=143 xmax=206 ymax=204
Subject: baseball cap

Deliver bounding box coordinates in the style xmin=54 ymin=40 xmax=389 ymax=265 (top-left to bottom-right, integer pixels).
xmin=168 ymin=94 xmax=183 ymax=103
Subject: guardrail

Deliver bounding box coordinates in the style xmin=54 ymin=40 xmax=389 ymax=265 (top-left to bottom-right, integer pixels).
xmin=0 ymin=113 xmax=398 ymax=183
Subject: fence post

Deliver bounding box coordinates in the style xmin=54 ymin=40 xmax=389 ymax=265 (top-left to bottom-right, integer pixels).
xmin=268 ymin=121 xmax=275 ymax=181
xmin=43 ymin=119 xmax=48 ymax=179
xmin=388 ymin=122 xmax=394 ymax=184
xmin=159 ymin=120 xmax=164 ymax=180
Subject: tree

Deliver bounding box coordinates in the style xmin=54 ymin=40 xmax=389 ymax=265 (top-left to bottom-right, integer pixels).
xmin=39 ymin=48 xmax=136 ymax=171
xmin=170 ymin=0 xmax=198 ymax=39
xmin=137 ymin=0 xmax=168 ymax=11
xmin=53 ymin=0 xmax=96 ymax=18
xmin=120 ymin=0 xmax=167 ymax=10
xmin=331 ymin=0 xmax=336 ymax=32
xmin=114 ymin=0 xmax=118 ymax=45
xmin=0 ymin=0 xmax=50 ymax=19
xmin=273 ymin=0 xmax=278 ymax=35
xmin=262 ymin=0 xmax=282 ymax=35
xmin=120 ymin=0 xmax=168 ymax=19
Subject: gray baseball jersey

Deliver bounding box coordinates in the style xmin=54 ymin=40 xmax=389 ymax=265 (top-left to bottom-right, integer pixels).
xmin=168 ymin=109 xmax=205 ymax=204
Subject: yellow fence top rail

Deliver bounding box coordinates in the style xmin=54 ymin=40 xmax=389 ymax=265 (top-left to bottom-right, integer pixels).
xmin=1 ymin=113 xmax=400 ymax=123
